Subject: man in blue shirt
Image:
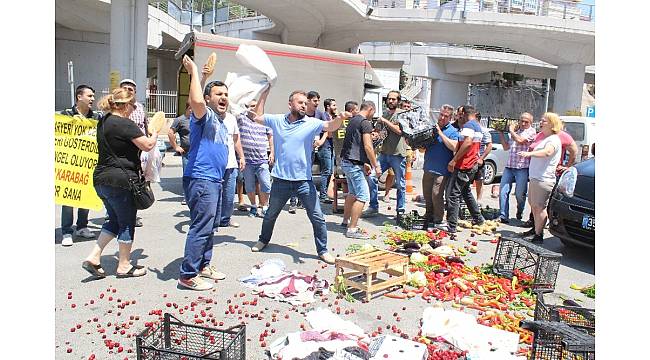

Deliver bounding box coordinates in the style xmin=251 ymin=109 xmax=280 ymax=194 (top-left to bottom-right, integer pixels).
xmin=422 ymin=104 xmax=459 ymax=230
xmin=178 ymin=55 xmax=230 ymax=291
xmin=246 ymin=87 xmax=351 ymax=264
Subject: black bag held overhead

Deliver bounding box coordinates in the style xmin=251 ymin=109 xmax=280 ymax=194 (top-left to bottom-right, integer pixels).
xmin=100 ymin=121 xmax=155 ymax=210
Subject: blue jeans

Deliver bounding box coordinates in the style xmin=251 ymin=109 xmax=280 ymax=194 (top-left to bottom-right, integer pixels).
xmin=181 ymin=154 xmax=189 ymax=175
xmin=243 ymin=162 xmax=272 ymax=194
xmin=219 ymin=168 xmax=238 ymax=227
xmin=95 ymin=185 xmax=137 ymax=243
xmin=498 ymin=167 xmax=529 ymax=219
xmin=180 ymin=177 xmax=222 ymax=279
xmin=367 ymin=154 xmax=406 ymax=211
xmin=259 ymin=178 xmax=328 ymax=255
xmin=61 ymin=206 xmax=89 ymax=235
xmin=316 ymin=145 xmax=333 ymax=199
xmin=341 ymin=160 xmax=370 ymax=203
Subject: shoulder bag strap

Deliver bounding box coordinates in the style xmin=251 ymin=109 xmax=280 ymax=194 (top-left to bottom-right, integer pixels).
xmin=99 ymin=118 xmax=142 ymax=180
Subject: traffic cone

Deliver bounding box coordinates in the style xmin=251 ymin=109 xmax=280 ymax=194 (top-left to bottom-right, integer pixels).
xmin=405 ymin=160 xmax=414 ymax=194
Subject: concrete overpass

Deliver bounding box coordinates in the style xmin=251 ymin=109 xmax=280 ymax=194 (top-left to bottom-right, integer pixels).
xmin=231 ymin=0 xmax=595 ymax=114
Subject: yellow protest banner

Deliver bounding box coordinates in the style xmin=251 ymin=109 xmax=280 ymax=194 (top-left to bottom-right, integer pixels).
xmin=54 ymin=114 xmax=103 ymax=210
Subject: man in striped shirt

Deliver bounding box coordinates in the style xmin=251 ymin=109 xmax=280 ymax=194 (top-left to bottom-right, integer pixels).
xmin=237 ymin=99 xmax=274 ymax=218
xmin=445 ymin=105 xmax=486 ymax=233
xmin=496 ymin=112 xmax=537 ymax=223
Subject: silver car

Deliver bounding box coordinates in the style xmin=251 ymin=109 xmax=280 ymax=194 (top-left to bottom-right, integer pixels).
xmin=483 ymin=130 xmax=509 ymax=185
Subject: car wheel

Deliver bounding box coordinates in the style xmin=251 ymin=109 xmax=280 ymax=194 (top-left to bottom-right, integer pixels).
xmin=483 ymin=161 xmax=496 ymax=185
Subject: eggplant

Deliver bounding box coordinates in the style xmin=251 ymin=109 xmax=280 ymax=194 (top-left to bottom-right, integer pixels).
xmin=428 ymin=240 xmax=443 ymax=249
xmin=404 ymin=241 xmax=421 ymax=250
xmin=445 ymin=256 xmax=464 ymax=264
xmin=434 ymin=268 xmax=451 ymax=275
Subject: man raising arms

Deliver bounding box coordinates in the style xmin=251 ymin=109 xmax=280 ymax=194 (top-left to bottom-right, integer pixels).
xmin=247 ymin=87 xmax=350 ymax=264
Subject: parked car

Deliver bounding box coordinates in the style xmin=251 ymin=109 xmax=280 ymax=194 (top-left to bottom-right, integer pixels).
xmin=483 ymin=130 xmax=509 ymax=185
xmin=560 ymin=116 xmax=595 ymax=162
xmin=547 ymin=157 xmax=595 ymax=248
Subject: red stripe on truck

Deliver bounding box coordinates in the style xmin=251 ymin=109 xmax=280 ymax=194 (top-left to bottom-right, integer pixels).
xmin=195 ymin=41 xmax=366 ymax=67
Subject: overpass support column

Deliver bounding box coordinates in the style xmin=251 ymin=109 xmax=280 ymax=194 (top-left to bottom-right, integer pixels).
xmin=553 ymin=63 xmax=585 ymax=115
xmin=429 ymin=79 xmax=470 ymax=110
xmin=157 ymin=57 xmax=179 ymax=91
xmin=109 ymin=0 xmax=148 ymax=103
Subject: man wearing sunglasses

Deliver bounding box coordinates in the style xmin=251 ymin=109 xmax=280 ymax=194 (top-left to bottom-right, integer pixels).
xmin=496 ymin=112 xmax=537 ymax=224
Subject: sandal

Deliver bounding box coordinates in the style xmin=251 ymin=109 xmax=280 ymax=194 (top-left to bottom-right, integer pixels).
xmin=116 ymin=266 xmax=147 ymax=278
xmin=82 ymin=261 xmax=106 ymax=278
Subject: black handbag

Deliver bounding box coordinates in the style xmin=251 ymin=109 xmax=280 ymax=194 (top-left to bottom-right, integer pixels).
xmin=100 ymin=121 xmax=155 ymax=210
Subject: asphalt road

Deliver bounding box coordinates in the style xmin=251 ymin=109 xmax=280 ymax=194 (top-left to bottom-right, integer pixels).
xmin=54 ymin=153 xmax=595 ymax=359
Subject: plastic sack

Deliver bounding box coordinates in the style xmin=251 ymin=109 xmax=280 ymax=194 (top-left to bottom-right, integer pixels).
xmin=226 ymin=44 xmax=278 ymax=115
xmin=141 ymin=147 xmax=162 ymax=183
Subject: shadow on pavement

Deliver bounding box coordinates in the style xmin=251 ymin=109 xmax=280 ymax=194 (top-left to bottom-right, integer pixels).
xmin=218 ymin=236 xmax=320 ymax=265
xmin=173 ymin=210 xmax=191 ymax=234
xmin=496 ymin=229 xmax=594 ymax=275
xmin=158 ymin=175 xmax=184 ymax=197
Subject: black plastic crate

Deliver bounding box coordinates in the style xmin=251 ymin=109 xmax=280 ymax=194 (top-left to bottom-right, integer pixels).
xmin=397 ymin=210 xmax=427 ymax=231
xmin=492 ymin=236 xmax=562 ymax=293
xmin=522 ymin=320 xmax=595 ymax=360
xmin=136 ymin=313 xmax=246 ymax=360
xmin=534 ymin=292 xmax=595 ymax=336
xmin=395 ymin=106 xmax=437 ymax=149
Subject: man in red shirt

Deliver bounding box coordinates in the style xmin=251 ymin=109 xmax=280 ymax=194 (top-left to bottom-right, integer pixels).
xmin=445 ymin=105 xmax=486 ymax=233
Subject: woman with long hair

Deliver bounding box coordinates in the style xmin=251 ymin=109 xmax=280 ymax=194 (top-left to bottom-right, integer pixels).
xmin=81 ymin=88 xmax=159 ymax=278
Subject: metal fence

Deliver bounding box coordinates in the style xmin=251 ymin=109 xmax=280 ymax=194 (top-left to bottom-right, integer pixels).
xmin=145 ymin=90 xmax=178 ymax=118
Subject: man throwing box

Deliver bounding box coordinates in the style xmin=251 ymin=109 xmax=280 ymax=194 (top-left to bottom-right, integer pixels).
xmin=247 ymin=87 xmax=350 ymax=264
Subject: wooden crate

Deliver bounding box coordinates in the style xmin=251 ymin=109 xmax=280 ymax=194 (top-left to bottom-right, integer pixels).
xmin=332 ymin=177 xmax=348 ymax=214
xmin=335 ymin=248 xmax=409 ymax=302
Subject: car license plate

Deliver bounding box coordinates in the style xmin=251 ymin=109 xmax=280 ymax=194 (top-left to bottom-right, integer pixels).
xmin=581 ymin=214 xmax=594 ymax=230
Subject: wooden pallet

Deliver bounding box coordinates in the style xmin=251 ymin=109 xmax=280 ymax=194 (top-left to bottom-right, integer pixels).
xmin=335 ymin=248 xmax=409 ymax=302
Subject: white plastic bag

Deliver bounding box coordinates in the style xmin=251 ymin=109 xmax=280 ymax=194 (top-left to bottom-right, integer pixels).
xmin=226 ymin=44 xmax=278 ymax=115
xmin=142 ymin=147 xmax=162 ymax=183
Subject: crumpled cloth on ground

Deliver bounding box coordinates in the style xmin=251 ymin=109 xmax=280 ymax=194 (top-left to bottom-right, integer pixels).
xmin=306 ymin=308 xmax=367 ymax=339
xmin=251 ymin=271 xmax=329 ymax=305
xmin=301 ymin=346 xmax=370 ymax=360
xmin=239 ymin=258 xmax=286 ymax=286
xmin=225 ymin=44 xmax=277 ymax=115
xmin=269 ymin=309 xmax=370 ymax=360
xmin=420 ymin=306 xmax=523 ymax=360
xmin=240 ymin=259 xmax=328 ymax=305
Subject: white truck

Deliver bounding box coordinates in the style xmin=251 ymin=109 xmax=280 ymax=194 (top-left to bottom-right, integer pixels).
xmin=174 ymin=32 xmax=383 ymax=167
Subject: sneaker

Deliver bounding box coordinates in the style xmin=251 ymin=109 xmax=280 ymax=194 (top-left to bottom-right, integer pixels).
xmin=361 ymin=207 xmax=378 ymax=218
xmin=319 ymin=252 xmax=336 ymax=264
xmin=75 ymin=227 xmax=94 ymax=239
xmin=135 ymin=217 xmax=143 ymax=227
xmin=228 ymin=221 xmax=240 ymax=228
xmin=62 ymin=234 xmax=74 ymax=247
xmin=178 ymin=277 xmax=214 ymax=291
xmin=434 ymin=222 xmax=449 ymax=231
xmin=346 ymin=228 xmax=370 ymax=240
xmin=320 ymin=196 xmax=333 ymax=204
xmin=521 ymin=219 xmax=535 ymax=228
xmin=497 ymin=217 xmax=510 ymax=224
xmin=251 ymin=241 xmax=267 ymax=252
xmin=237 ymin=203 xmax=248 ymax=211
xmin=515 ymin=211 xmax=523 ymax=221
xmin=524 ymin=232 xmax=544 ymax=243
xmin=472 ymin=219 xmax=485 ymax=227
xmin=200 ymin=265 xmax=226 ymax=281
xmin=248 ymin=207 xmax=258 ymax=218
xmin=181 ymin=200 xmax=187 ymax=205
xmin=288 ymin=204 xmax=297 ymax=214
xmin=340 ymin=221 xmax=348 ymax=228
xmin=260 ymin=207 xmax=268 ymax=217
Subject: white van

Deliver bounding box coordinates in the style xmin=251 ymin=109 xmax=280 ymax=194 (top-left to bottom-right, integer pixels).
xmin=560 ymin=116 xmax=595 ymax=161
